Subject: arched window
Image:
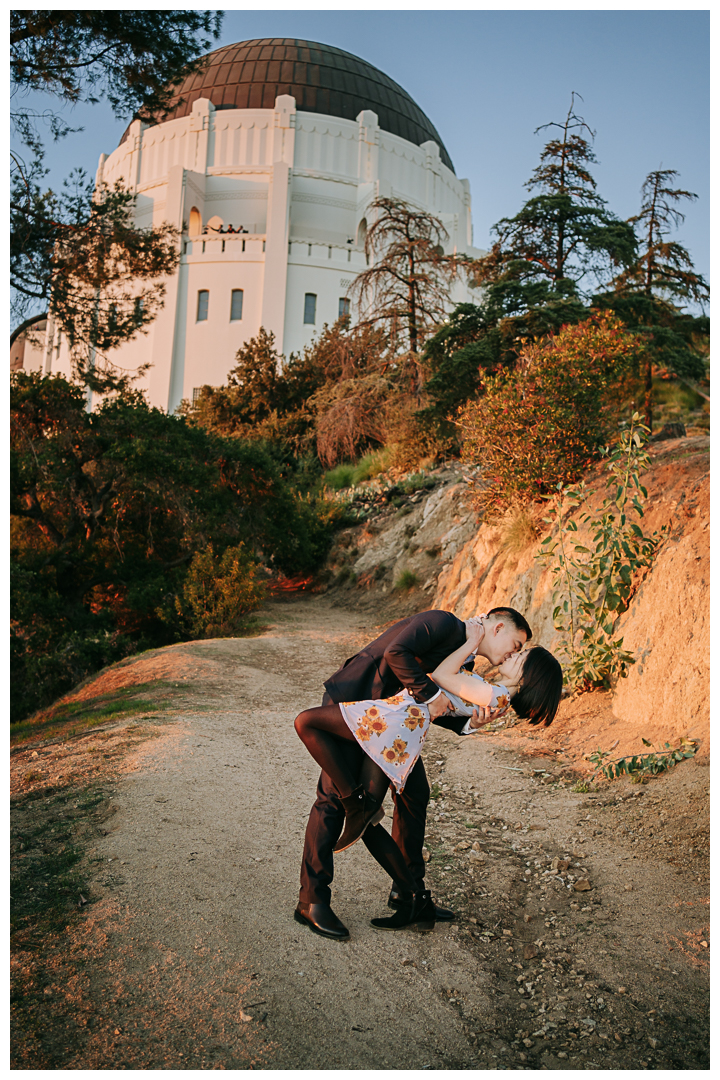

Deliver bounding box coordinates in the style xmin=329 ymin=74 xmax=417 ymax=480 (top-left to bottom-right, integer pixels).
xmin=356 ymin=217 xmax=367 ymax=248
xmin=303 ymin=293 xmax=317 ymax=325
xmin=189 ymin=207 xmax=202 ymax=236
xmin=230 ymin=290 xmax=244 ymax=321
xmin=197 ymin=290 xmax=209 ymax=322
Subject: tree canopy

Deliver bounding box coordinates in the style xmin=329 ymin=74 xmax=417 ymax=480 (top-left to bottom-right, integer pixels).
xmin=11 ymin=11 xmax=222 ymax=122
xmin=465 ymin=94 xmax=637 ymax=368
xmin=350 ymin=198 xmax=460 ymax=392
xmin=11 ymin=371 xmax=344 ymax=720
xmin=11 ymin=10 xmax=223 ymax=376
xmin=594 ymin=168 xmax=709 ymax=426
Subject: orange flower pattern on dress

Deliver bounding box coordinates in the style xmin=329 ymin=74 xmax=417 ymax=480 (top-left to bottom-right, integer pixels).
xmin=402 ymin=705 xmax=426 ymax=731
xmin=381 ymin=738 xmax=409 ymax=766
xmin=495 ymin=694 xmax=509 ymax=710
xmin=340 ymin=678 xmax=510 ymax=794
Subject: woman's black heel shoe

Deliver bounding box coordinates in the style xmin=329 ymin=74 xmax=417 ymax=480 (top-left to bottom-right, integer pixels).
xmin=333 ymin=787 xmax=384 ymax=853
xmin=370 ymin=889 xmax=436 ymax=931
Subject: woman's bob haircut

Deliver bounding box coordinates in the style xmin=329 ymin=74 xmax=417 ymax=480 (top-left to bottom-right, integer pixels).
xmin=511 ymin=646 xmax=563 ymax=727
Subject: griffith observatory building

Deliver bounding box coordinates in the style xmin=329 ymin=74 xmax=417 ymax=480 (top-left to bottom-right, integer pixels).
xmin=15 ymin=39 xmax=484 ymax=412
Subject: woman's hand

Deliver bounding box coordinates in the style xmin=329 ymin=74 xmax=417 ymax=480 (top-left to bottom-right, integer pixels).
xmin=464 ymin=616 xmax=486 ymax=653
xmin=468 ymin=701 xmax=508 ymax=730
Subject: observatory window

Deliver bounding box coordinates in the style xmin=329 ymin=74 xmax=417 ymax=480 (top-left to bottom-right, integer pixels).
xmin=230 ymin=289 xmax=244 ymax=321
xmin=338 ymin=297 xmax=350 ymax=320
xmin=197 ymin=290 xmax=209 ymax=322
xmin=303 ymin=293 xmax=317 ymax=325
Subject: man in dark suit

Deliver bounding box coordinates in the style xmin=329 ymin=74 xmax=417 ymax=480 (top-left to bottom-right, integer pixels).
xmin=295 ymin=606 xmax=532 ymax=939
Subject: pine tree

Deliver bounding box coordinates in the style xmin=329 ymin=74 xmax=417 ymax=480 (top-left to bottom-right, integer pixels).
xmin=471 ymin=94 xmax=637 ymax=324
xmin=596 ymin=169 xmax=709 ymax=428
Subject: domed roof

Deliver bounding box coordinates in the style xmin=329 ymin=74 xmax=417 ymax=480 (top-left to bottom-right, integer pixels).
xmin=127 ymin=38 xmax=454 ymax=173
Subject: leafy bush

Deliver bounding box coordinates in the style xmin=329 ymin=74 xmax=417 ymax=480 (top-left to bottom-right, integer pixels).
xmin=458 ymin=311 xmax=644 ymax=517
xmin=10 ymin=372 xmax=347 ymax=721
xmin=588 ymin=737 xmax=697 ymax=781
xmin=312 ymin=373 xmax=392 ymax=467
xmin=176 ymin=543 xmax=265 ymax=637
xmin=536 ymin=414 xmax=666 ymax=691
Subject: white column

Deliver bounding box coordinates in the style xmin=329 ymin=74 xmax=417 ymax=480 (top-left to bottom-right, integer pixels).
xmin=95 ymin=153 xmax=107 ymax=188
xmin=188 ymin=98 xmax=215 ymax=172
xmin=122 ymin=120 xmax=146 ymax=191
xmin=356 ymin=110 xmax=379 ymax=182
xmin=42 ymin=314 xmax=56 ymax=374
xmin=260 ymin=95 xmax=296 ymax=353
xmin=421 ymin=140 xmax=441 ymax=210
xmin=460 ymin=178 xmax=473 ymax=249
xmin=151 ymin=164 xmax=186 ymax=410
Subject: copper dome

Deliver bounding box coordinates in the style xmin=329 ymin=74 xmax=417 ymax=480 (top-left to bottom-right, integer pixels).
xmin=124 ymin=38 xmax=454 ymax=173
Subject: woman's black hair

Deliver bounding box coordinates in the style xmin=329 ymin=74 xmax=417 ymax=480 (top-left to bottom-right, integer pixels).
xmin=510 ymin=646 xmax=563 ymax=727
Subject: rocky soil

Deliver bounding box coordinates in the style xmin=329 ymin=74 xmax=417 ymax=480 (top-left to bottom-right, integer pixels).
xmin=10 ymin=596 xmax=709 ymax=1070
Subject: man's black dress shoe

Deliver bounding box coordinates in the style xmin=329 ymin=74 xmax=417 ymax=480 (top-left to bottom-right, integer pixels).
xmin=294 ymin=902 xmax=349 ymax=940
xmin=388 ymin=888 xmax=454 ymax=921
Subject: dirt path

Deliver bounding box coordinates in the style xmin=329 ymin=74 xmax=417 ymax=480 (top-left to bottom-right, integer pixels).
xmin=11 ymin=597 xmax=709 ymax=1069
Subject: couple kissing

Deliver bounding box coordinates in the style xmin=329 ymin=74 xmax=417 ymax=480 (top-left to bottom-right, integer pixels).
xmin=293 ymin=607 xmax=562 ymax=940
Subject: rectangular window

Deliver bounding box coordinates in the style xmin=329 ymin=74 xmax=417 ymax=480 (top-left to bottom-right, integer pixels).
xmin=197 ymin=290 xmax=209 ymax=322
xmin=230 ymin=289 xmax=244 ymax=321
xmin=303 ymin=293 xmax=317 ymax=325
xmin=338 ymin=297 xmax=350 ymax=320
xmin=192 ymin=387 xmax=203 ymax=404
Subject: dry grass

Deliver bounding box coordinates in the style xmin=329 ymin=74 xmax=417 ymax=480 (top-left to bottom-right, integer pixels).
xmin=500 ymin=505 xmax=540 ymax=552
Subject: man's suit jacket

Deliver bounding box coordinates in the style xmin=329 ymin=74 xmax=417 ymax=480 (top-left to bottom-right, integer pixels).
xmin=323 ymin=609 xmax=471 ymax=736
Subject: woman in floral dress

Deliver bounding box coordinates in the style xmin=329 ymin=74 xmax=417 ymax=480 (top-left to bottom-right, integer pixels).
xmin=294 ymin=621 xmax=562 ymax=930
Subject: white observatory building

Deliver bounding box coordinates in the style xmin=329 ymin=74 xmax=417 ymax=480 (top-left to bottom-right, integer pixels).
xmin=19 ymin=39 xmax=484 ymax=411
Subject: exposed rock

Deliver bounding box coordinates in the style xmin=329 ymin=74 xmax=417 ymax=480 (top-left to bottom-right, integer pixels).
xmin=432 ymin=437 xmax=709 ymax=755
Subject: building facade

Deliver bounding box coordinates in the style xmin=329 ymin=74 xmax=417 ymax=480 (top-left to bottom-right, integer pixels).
xmin=20 ymin=39 xmax=484 ymax=412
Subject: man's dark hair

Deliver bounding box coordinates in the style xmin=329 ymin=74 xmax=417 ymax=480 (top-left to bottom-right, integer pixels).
xmin=486 ymin=606 xmax=532 ymax=641
xmin=511 ymin=646 xmax=563 ymax=727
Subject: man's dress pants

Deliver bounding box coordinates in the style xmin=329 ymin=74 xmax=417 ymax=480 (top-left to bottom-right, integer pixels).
xmin=298 ymin=693 xmax=429 ymax=905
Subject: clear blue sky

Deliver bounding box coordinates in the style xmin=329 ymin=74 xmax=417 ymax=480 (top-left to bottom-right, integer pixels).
xmin=14 ymin=8 xmax=709 ymax=316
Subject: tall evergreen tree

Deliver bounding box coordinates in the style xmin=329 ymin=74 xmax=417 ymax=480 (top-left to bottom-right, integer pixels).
xmin=419 ymin=97 xmax=637 ymax=431
xmin=595 ymin=169 xmax=709 ymax=428
xmin=471 ymin=95 xmax=636 ymax=328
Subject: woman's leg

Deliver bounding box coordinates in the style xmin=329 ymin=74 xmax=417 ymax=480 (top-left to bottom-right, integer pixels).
xmin=294 ymin=704 xmax=361 ymax=797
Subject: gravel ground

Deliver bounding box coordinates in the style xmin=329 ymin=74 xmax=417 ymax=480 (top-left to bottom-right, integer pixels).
xmin=10 ymin=596 xmax=709 ymax=1069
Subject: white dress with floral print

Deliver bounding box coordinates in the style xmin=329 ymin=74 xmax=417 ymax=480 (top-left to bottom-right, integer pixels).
xmin=339 ymin=676 xmax=510 ymax=793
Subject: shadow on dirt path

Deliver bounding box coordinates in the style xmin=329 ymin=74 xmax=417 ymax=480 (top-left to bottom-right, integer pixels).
xmin=11 ymin=597 xmax=709 ymax=1069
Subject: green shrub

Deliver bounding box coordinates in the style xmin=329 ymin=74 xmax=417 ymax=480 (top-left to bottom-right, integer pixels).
xmin=323 ymin=463 xmax=356 ymax=490
xmin=10 ymin=372 xmax=348 ymax=721
xmin=394 ymin=570 xmax=418 ymax=592
xmin=536 ymin=414 xmax=666 ymax=691
xmin=353 ymin=447 xmax=392 ymax=483
xmin=176 ymin=543 xmax=266 ymax=638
